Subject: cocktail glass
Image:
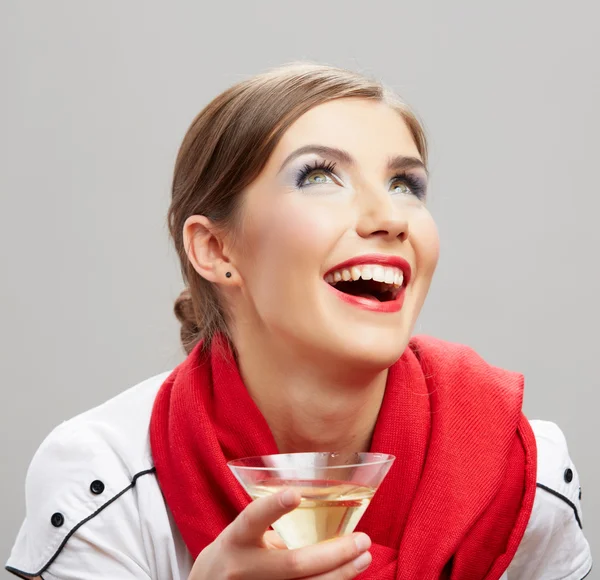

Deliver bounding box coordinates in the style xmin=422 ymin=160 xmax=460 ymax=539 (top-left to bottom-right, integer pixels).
xmin=228 ymin=452 xmax=395 ymax=549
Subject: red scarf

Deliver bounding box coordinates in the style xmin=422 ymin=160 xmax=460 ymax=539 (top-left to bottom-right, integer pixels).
xmin=150 ymin=335 xmax=537 ymax=579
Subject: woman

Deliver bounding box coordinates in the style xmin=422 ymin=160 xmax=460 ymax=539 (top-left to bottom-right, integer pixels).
xmin=5 ymin=62 xmax=592 ymax=580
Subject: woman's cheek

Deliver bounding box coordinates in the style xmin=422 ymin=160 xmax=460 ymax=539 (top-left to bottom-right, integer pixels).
xmin=271 ymin=199 xmax=349 ymax=258
xmin=411 ymin=208 xmax=440 ymax=270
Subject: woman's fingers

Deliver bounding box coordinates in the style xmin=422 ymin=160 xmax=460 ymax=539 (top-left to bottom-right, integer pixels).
xmin=308 ymin=550 xmax=373 ymax=580
xmin=226 ymin=489 xmax=301 ymax=546
xmin=222 ymin=490 xmax=372 ymax=579
xmin=264 ymin=532 xmax=372 ymax=579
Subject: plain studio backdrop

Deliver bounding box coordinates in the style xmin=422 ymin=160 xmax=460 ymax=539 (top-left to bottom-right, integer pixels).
xmin=1 ymin=1 xmax=598 ymax=576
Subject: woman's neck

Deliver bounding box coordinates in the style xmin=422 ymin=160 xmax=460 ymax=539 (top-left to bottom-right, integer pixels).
xmin=233 ymin=333 xmax=388 ymax=454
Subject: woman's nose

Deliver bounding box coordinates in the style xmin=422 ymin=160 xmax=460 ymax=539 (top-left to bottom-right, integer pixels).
xmin=356 ymin=194 xmax=409 ymax=243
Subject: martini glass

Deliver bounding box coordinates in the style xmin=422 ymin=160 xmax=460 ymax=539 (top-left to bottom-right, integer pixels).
xmin=228 ymin=452 xmax=394 ymax=549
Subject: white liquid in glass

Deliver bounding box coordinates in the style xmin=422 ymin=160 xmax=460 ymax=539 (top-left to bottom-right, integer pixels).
xmin=248 ymin=479 xmax=375 ymax=549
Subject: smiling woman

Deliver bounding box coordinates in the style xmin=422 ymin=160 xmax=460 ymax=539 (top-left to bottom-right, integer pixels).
xmin=178 ymin=96 xmax=438 ymax=380
xmin=5 ymin=63 xmax=592 ymax=580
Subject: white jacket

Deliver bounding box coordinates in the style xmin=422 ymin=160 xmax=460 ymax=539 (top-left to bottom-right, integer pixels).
xmin=5 ymin=372 xmax=593 ymax=580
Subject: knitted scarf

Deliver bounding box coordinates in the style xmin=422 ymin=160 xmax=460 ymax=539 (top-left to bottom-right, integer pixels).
xmin=150 ymin=335 xmax=537 ymax=579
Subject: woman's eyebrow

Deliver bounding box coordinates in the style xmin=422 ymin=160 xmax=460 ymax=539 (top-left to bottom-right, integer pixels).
xmin=387 ymin=154 xmax=428 ymax=176
xmin=277 ymin=144 xmax=427 ymax=176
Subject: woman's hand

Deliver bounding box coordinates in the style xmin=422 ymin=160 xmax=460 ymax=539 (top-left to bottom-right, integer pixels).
xmin=189 ymin=489 xmax=372 ymax=579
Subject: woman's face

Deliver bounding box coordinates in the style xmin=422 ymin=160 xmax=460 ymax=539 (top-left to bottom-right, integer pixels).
xmin=229 ymin=98 xmax=439 ymax=368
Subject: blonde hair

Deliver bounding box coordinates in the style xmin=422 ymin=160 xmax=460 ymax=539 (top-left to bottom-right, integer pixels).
xmin=169 ymin=62 xmax=428 ymax=354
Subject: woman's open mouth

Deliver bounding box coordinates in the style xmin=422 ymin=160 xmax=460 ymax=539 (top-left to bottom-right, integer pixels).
xmin=324 ymin=261 xmax=409 ymax=313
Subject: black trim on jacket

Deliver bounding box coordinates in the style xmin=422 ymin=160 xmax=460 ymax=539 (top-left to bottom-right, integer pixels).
xmin=536 ymin=482 xmax=583 ymax=529
xmin=5 ymin=468 xmax=156 ymax=579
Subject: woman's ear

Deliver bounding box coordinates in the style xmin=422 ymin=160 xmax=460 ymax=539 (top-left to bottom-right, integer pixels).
xmin=183 ymin=215 xmax=239 ymax=284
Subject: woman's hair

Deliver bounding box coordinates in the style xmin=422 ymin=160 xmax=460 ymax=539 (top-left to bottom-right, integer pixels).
xmin=169 ymin=62 xmax=428 ymax=354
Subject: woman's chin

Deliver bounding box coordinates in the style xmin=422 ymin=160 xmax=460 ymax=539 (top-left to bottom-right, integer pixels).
xmin=268 ymin=313 xmax=414 ymax=372
xmin=324 ymin=328 xmax=411 ymax=372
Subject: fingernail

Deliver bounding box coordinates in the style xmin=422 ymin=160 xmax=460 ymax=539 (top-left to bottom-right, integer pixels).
xmin=281 ymin=489 xmax=297 ymax=507
xmin=354 ymin=533 xmax=371 ymax=552
xmin=353 ymin=551 xmax=372 ymax=572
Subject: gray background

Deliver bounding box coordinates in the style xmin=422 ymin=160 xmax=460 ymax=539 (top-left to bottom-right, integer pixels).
xmin=1 ymin=0 xmax=598 ymax=576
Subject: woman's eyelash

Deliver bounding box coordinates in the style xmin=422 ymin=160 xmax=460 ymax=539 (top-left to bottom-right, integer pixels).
xmin=390 ymin=171 xmax=427 ymax=200
xmin=294 ymin=159 xmax=427 ymax=200
xmin=295 ymin=160 xmax=338 ymax=189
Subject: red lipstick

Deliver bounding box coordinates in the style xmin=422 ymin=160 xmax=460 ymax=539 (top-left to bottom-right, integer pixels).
xmin=324 ymin=254 xmax=412 ymax=313
xmin=325 ymin=254 xmax=411 ymax=284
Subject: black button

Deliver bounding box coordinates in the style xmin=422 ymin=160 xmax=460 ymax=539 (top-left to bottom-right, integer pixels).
xmin=564 ymin=468 xmax=574 ymax=483
xmin=51 ymin=512 xmax=64 ymax=527
xmin=90 ymin=480 xmax=105 ymax=495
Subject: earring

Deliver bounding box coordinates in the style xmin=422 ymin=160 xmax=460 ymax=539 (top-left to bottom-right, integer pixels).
xmin=225 ymin=271 xmax=232 ymax=278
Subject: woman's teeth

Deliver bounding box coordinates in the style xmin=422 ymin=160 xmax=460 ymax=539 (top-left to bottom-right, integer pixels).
xmin=325 ymin=265 xmax=405 ymax=288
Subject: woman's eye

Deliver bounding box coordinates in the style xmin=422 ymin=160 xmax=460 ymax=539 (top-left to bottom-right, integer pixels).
xmin=391 ymin=180 xmax=412 ymax=195
xmin=303 ymin=171 xmax=334 ymax=186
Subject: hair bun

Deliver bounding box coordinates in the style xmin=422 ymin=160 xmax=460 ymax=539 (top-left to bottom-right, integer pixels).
xmin=174 ymin=288 xmax=200 ymax=354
